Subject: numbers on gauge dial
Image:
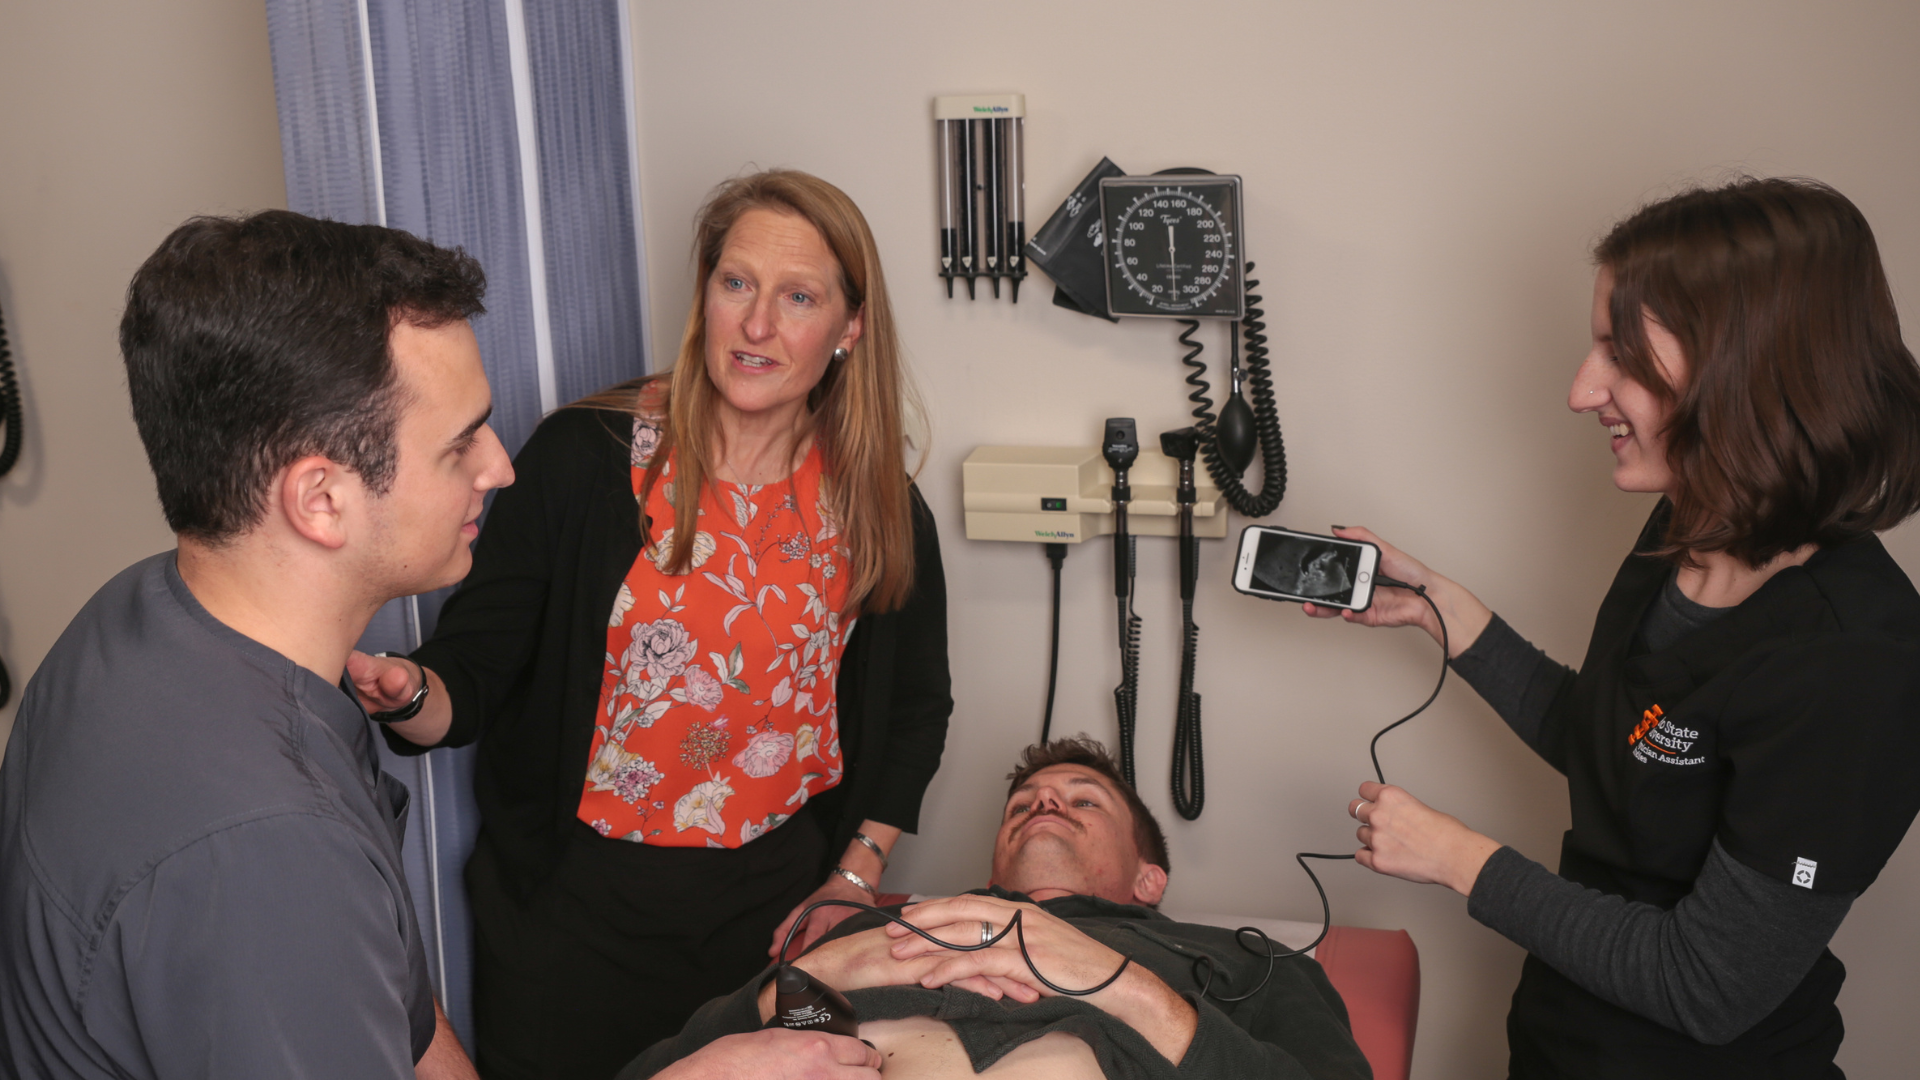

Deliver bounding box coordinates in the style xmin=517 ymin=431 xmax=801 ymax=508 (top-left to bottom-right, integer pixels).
xmin=1111 ymin=188 xmax=1234 ymax=312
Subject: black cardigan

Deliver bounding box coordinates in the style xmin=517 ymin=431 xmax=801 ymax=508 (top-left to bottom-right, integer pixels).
xmin=395 ymin=406 xmax=953 ymax=904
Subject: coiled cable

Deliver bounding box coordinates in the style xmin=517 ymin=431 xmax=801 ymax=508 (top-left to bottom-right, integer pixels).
xmin=1190 ymin=264 xmax=1287 ymax=518
xmin=1177 ymin=318 xmax=1210 ymax=423
xmin=1113 ymin=549 xmax=1141 ymax=790
xmin=0 ymin=301 xmax=19 ymax=478
xmin=1170 ymin=596 xmax=1203 ymax=820
xmin=0 ymin=298 xmax=19 ymax=709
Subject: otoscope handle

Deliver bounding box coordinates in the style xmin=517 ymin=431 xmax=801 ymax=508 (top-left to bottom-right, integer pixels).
xmin=1112 ymin=503 xmax=1131 ymax=599
xmin=1179 ymin=527 xmax=1197 ymax=601
xmin=1159 ymin=430 xmax=1201 ymax=602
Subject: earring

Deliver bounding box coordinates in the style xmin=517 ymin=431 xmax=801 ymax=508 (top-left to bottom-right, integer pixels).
xmin=832 ymin=347 xmax=849 ymax=363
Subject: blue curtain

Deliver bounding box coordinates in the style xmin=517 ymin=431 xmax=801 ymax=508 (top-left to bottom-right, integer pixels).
xmin=265 ymin=0 xmax=649 ymax=1051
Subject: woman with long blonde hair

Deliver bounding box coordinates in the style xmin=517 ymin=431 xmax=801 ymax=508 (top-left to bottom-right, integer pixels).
xmin=352 ymin=169 xmax=951 ymax=1079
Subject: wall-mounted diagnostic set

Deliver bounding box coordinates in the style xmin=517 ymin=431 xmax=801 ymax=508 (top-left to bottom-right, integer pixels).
xmin=953 ymin=139 xmax=1291 ymax=819
xmin=934 ymin=94 xmax=1025 ymax=301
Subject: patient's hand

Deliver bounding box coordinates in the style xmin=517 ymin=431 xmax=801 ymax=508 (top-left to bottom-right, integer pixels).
xmin=886 ymin=896 xmax=1197 ymax=1064
xmin=759 ymin=917 xmax=1048 ymax=1026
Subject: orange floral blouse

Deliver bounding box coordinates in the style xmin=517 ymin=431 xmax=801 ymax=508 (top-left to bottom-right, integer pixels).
xmin=579 ymin=416 xmax=853 ymax=847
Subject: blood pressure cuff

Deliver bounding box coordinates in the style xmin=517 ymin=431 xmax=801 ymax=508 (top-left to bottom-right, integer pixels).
xmin=1715 ymin=633 xmax=1920 ymax=895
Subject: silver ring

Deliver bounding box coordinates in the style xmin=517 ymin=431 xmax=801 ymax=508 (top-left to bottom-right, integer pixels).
xmin=980 ymin=920 xmax=994 ymax=945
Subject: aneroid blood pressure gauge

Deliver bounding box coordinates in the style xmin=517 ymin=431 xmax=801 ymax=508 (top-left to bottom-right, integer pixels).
xmin=1099 ymin=173 xmax=1245 ymax=319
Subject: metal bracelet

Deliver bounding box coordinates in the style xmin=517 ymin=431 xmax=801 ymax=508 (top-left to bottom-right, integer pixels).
xmin=852 ymin=831 xmax=889 ymax=871
xmin=832 ymin=865 xmax=878 ymax=898
xmin=368 ymin=652 xmax=430 ymax=723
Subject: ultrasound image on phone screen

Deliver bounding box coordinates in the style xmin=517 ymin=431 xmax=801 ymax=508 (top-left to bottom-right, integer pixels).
xmin=1251 ymin=533 xmax=1360 ymax=605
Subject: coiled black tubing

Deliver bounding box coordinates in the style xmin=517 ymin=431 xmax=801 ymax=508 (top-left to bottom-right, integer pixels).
xmin=1181 ymin=264 xmax=1287 ymax=518
xmin=1170 ymin=596 xmax=1204 ymax=820
xmin=1114 ymin=566 xmax=1142 ymax=790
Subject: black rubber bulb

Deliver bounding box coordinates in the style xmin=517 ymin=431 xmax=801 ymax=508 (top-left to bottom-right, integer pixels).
xmin=1218 ymin=388 xmax=1256 ymax=476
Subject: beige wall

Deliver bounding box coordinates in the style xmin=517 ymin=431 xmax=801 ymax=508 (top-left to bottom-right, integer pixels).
xmin=632 ymin=1 xmax=1920 ymax=1075
xmin=0 ymin=0 xmax=287 ymax=747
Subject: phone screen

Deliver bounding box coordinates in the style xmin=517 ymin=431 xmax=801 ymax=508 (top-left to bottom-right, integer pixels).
xmin=1249 ymin=531 xmax=1367 ymax=606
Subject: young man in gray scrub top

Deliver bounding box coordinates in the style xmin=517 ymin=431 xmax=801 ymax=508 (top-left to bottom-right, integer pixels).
xmin=0 ymin=211 xmax=885 ymax=1080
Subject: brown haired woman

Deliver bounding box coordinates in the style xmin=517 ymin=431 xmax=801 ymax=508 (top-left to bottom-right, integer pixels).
xmin=1310 ymin=178 xmax=1920 ymax=1077
xmin=349 ymin=170 xmax=951 ymax=1080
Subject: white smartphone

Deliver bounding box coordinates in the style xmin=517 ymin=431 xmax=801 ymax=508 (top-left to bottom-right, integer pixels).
xmin=1231 ymin=526 xmax=1381 ymax=611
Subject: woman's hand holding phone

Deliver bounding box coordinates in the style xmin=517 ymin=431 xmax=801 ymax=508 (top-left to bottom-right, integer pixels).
xmin=1300 ymin=526 xmax=1494 ymax=658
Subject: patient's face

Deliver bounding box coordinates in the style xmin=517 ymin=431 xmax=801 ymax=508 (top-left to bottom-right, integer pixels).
xmin=991 ymin=765 xmax=1162 ymax=905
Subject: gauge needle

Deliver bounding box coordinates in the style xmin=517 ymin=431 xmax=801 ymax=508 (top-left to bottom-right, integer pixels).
xmin=1167 ymin=223 xmax=1179 ymax=295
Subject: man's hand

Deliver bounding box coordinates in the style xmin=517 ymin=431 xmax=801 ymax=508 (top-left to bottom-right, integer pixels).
xmin=885 ymin=895 xmax=1197 ymax=1064
xmin=652 ymin=1029 xmax=881 ymax=1080
xmin=1350 ymin=780 xmax=1502 ymax=895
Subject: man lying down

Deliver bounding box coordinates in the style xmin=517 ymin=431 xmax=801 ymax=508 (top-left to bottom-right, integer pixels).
xmin=622 ymin=738 xmax=1371 ymax=1080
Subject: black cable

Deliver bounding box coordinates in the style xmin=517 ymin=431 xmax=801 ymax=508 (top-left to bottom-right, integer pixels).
xmin=777 ymin=899 xmax=1132 ymax=997
xmin=1267 ymin=578 xmax=1449 ymax=966
xmin=1364 ymin=576 xmax=1449 ymax=785
xmin=1040 ymin=543 xmax=1067 ymax=743
xmin=776 ymin=897 xmax=1313 ymax=1006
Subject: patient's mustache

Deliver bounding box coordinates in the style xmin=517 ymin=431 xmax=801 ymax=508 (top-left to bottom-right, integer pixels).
xmin=1021 ymin=806 xmax=1080 ymax=831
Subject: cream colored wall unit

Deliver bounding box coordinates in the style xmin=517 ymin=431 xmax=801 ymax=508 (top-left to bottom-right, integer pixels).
xmin=962 ymin=446 xmax=1227 ymax=544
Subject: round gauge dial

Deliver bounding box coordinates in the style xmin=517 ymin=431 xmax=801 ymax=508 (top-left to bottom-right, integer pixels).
xmin=1100 ymin=175 xmax=1244 ymax=319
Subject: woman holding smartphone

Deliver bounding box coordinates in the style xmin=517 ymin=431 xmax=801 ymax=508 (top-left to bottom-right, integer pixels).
xmin=1311 ymin=178 xmax=1920 ymax=1077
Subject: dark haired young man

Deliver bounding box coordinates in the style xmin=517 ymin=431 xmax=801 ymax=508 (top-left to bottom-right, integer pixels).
xmin=626 ymin=737 xmax=1371 ymax=1080
xmin=0 ymin=211 xmax=513 ymax=1079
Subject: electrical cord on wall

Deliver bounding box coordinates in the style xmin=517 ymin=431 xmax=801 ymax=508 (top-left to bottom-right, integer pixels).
xmin=1040 ymin=543 xmax=1068 ymax=743
xmin=0 ymin=297 xmax=21 ymax=710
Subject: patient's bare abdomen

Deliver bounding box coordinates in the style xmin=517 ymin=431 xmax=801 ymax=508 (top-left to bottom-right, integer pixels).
xmin=862 ymin=1017 xmax=1102 ymax=1079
